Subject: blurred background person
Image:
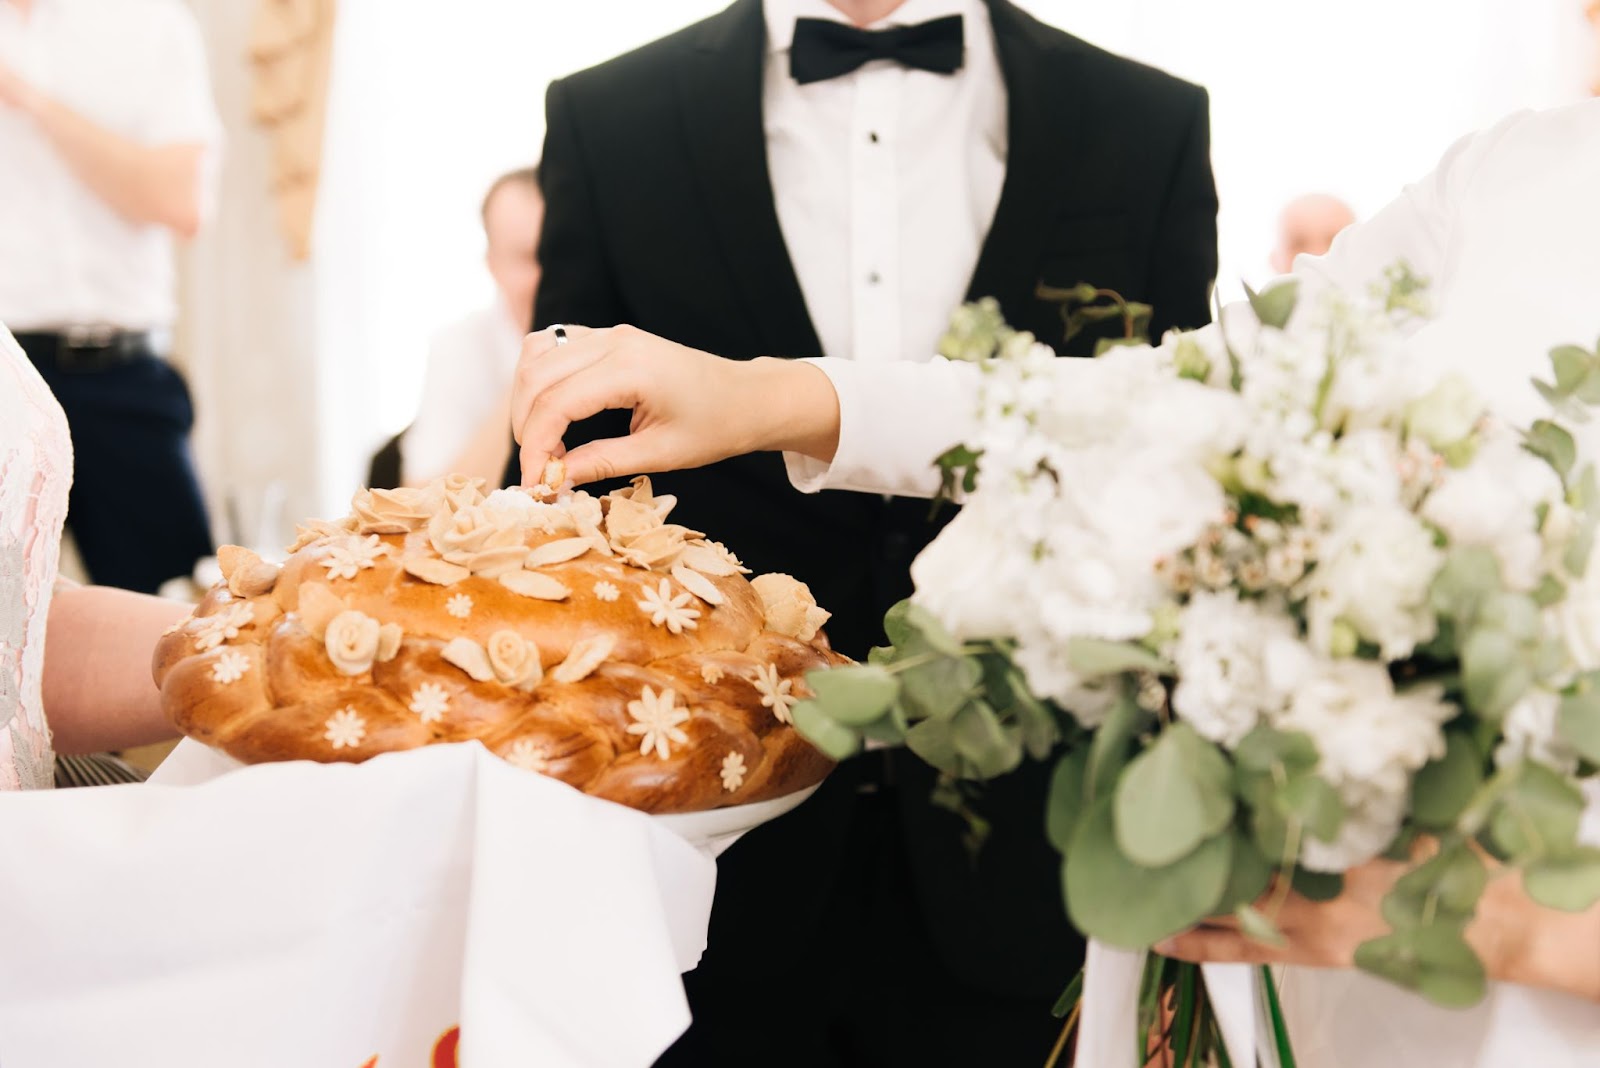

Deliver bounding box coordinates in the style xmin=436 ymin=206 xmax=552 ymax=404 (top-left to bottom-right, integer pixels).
xmin=380 ymin=165 xmax=543 ymax=489
xmin=1269 ymin=191 xmax=1356 ymax=274
xmin=0 ymin=0 xmax=220 ymax=595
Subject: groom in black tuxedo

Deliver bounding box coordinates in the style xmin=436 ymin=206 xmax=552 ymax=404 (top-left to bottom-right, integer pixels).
xmin=511 ymin=0 xmax=1218 ymax=1062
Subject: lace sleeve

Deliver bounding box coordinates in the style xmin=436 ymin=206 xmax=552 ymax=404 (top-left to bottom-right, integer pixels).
xmin=0 ymin=328 xmax=73 ymax=790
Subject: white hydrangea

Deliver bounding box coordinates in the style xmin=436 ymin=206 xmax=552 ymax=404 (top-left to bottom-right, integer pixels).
xmin=1422 ymin=431 xmax=1563 ymax=592
xmin=1299 ymin=505 xmax=1442 ymax=659
xmin=1272 ymin=659 xmax=1454 ymax=872
xmin=1169 ymin=591 xmax=1301 ymax=748
xmin=1495 ymin=689 xmax=1580 ymax=776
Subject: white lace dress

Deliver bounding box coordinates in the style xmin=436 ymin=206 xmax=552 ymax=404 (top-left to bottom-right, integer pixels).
xmin=0 ymin=326 xmax=71 ymax=790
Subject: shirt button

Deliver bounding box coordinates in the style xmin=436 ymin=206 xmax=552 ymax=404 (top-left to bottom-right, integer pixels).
xmin=867 ymin=271 xmax=881 ymax=285
xmin=868 ymin=131 xmax=880 ymax=144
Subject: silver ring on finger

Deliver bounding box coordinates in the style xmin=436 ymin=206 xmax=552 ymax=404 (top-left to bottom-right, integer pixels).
xmin=551 ymin=324 xmax=569 ymax=347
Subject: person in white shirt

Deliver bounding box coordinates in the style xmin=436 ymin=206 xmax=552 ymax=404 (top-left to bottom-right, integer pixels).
xmin=0 ymin=0 xmax=220 ymax=595
xmin=399 ymin=166 xmax=544 ymax=488
xmin=517 ymin=0 xmax=1218 ymax=1063
xmin=509 ymin=97 xmax=1600 ymax=1066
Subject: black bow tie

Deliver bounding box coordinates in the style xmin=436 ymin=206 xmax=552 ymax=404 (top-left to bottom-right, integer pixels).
xmin=789 ymin=14 xmax=965 ymax=86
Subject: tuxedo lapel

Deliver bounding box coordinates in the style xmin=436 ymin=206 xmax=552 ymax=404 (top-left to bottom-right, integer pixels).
xmin=678 ymin=0 xmax=823 ymax=359
xmin=966 ymin=0 xmax=1085 ymax=313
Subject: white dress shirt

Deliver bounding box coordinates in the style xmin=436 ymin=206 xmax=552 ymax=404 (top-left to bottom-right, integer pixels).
xmin=784 ymin=97 xmax=1600 ymax=1068
xmin=0 ymin=0 xmax=220 ymax=331
xmin=400 ymin=303 xmax=524 ymax=485
xmin=761 ymin=0 xmax=1006 ymax=367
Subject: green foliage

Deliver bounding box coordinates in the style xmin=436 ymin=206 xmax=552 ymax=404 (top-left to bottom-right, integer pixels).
xmin=1355 ymin=926 xmax=1486 ymax=1008
xmin=1488 ymin=760 xmax=1587 ymax=862
xmin=1243 ymin=278 xmax=1300 ymax=330
xmin=1063 ymin=796 xmax=1232 ymax=949
xmin=1409 ymin=731 xmax=1485 ymax=830
xmin=1035 ymin=281 xmax=1153 ymax=349
xmin=1557 ymin=681 xmax=1600 ymax=765
xmin=1114 ymin=724 xmax=1236 ymax=867
xmin=1064 ymin=636 xmax=1169 ymax=677
xmin=1380 ymin=841 xmax=1486 ymax=931
xmin=1212 ymin=829 xmax=1273 ymax=914
xmin=1523 ymin=847 xmax=1600 ymax=911
xmin=1045 ymin=746 xmax=1089 ymax=854
xmin=805 ymin=665 xmax=899 ymax=726
xmin=1524 ymin=419 xmax=1578 ymax=482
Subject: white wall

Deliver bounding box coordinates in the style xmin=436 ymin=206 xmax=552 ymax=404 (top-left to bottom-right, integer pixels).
xmin=182 ymin=0 xmax=1595 ymax=537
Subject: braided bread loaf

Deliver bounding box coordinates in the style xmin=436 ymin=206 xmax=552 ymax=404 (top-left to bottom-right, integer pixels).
xmin=152 ymin=475 xmax=843 ymax=813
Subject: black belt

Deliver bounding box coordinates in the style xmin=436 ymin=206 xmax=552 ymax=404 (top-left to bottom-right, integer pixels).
xmin=14 ymin=328 xmax=153 ymax=371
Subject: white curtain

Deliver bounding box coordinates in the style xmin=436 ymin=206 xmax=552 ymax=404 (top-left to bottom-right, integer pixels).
xmin=177 ymin=0 xmax=1594 ymax=536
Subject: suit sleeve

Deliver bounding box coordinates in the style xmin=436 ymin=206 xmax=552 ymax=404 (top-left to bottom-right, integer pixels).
xmin=505 ymin=78 xmax=630 ymax=486
xmin=530 ymin=78 xmax=627 ymax=333
xmin=1143 ymin=87 xmax=1220 ymax=338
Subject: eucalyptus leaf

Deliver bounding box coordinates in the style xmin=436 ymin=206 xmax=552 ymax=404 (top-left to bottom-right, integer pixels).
xmin=1064 ymin=796 xmax=1233 ymax=949
xmin=1280 ymin=775 xmax=1344 ymax=844
xmin=806 ymin=665 xmax=900 ymax=727
xmin=1428 ymin=546 xmax=1502 ymax=625
xmin=1085 ymin=690 xmax=1144 ymax=802
xmin=951 ymin=700 xmax=1024 ymax=780
xmin=1523 ymin=847 xmax=1600 ymax=911
xmin=1551 ymin=344 xmax=1590 ymax=392
xmin=1046 ymin=746 xmax=1090 ymax=854
xmin=882 ymin=599 xmax=917 ymax=647
xmin=1460 ymin=627 xmax=1530 ymax=720
xmin=790 ymin=701 xmax=862 ymax=761
xmin=1489 ymin=760 xmax=1586 ymax=861
xmin=1064 ymin=637 xmax=1168 ymax=678
xmin=1410 ymin=731 xmax=1484 ymax=830
xmin=900 ymin=655 xmax=982 ymax=723
xmin=904 ymin=717 xmax=961 ymax=776
xmin=1114 ymin=723 xmax=1236 ymax=868
xmin=1354 ymin=926 xmax=1487 ymax=1008
xmin=1211 ymin=829 xmax=1273 ymax=915
xmin=1235 ymin=904 xmax=1285 ymax=948
xmin=1244 ymin=278 xmax=1300 ymax=330
xmin=1558 ymin=689 xmax=1600 ymax=765
xmin=1233 ymin=726 xmax=1319 ymax=776
xmin=1380 ymin=841 xmax=1487 ymax=931
xmin=1523 ymin=420 xmax=1578 ymax=482
xmin=1290 ymin=868 xmax=1345 ymax=902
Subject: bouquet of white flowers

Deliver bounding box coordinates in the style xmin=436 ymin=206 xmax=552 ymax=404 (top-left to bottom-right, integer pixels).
xmin=792 ymin=270 xmax=1600 ymax=1064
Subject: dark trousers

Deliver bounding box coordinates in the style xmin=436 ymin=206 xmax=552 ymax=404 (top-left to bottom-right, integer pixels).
xmin=22 ymin=339 xmax=214 ymax=594
xmin=657 ymin=784 xmax=1067 ymax=1068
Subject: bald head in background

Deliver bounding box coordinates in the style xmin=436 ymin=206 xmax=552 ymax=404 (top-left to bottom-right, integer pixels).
xmin=1270 ymin=193 xmax=1356 ymax=274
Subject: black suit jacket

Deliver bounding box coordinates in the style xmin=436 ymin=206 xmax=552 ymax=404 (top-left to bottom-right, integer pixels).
xmin=517 ymin=0 xmax=1218 ymax=1003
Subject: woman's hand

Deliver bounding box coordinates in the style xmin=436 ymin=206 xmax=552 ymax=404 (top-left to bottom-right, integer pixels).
xmin=1158 ymin=855 xmax=1600 ymax=1003
xmin=1157 ymin=860 xmax=1403 ymax=970
xmin=510 ymin=324 xmax=842 ymax=487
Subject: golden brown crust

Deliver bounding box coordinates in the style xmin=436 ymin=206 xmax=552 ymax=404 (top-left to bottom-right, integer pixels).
xmin=155 ymin=477 xmax=844 ymax=813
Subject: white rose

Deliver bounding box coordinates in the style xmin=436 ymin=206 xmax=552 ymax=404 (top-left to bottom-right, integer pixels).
xmin=324 ymin=610 xmax=381 ymax=676
xmin=1301 ymin=506 xmax=1441 ymax=660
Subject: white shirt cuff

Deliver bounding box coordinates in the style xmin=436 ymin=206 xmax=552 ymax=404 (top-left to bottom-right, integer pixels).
xmin=782 ymin=356 xmax=981 ymax=499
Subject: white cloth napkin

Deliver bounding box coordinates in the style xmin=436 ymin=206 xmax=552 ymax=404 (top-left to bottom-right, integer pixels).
xmin=0 ymin=742 xmax=718 ymax=1068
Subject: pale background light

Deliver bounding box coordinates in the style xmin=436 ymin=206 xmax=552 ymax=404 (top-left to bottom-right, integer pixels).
xmin=179 ymin=0 xmax=1593 ymax=541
